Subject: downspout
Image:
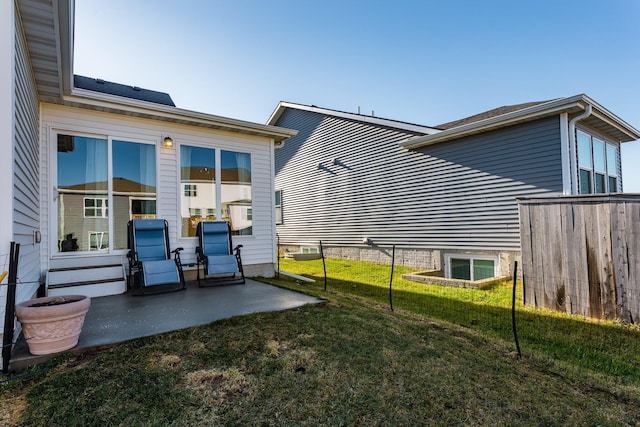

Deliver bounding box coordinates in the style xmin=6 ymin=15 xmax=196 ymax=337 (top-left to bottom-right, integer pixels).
xmin=568 ymin=104 xmax=592 ymax=194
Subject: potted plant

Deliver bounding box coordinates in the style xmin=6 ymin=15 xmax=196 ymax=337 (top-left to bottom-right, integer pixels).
xmin=15 ymin=295 xmax=91 ymax=355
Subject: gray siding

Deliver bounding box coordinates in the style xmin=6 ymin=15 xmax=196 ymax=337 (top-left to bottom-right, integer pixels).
xmin=14 ymin=8 xmax=40 ymax=295
xmin=275 ymin=109 xmax=563 ymax=251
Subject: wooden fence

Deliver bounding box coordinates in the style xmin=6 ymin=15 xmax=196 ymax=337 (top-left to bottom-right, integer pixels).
xmin=518 ymin=195 xmax=640 ymax=323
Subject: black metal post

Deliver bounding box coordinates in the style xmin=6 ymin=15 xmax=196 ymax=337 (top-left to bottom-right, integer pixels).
xmin=3 ymin=242 xmax=20 ymax=373
xmin=276 ymin=234 xmax=280 ymax=280
xmin=389 ymin=245 xmax=395 ymax=311
xmin=511 ymin=261 xmax=522 ymax=359
xmin=319 ymin=240 xmax=327 ymax=291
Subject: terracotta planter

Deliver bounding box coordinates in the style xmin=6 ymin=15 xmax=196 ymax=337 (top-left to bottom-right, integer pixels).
xmin=15 ymin=295 xmax=91 ymax=355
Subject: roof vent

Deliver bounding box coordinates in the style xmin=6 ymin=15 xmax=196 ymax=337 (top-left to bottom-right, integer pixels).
xmin=132 ymin=86 xmax=141 ymax=91
xmin=95 ymin=78 xmax=105 ymax=84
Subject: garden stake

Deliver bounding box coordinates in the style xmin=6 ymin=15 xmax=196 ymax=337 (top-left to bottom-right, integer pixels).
xmin=512 ymin=261 xmax=522 ymax=359
xmin=389 ymin=244 xmax=395 ymax=311
xmin=320 ymin=240 xmax=327 ymax=291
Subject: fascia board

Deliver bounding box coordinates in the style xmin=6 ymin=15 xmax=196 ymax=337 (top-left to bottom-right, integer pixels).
xmin=65 ymin=90 xmax=297 ymax=141
xmin=401 ymin=94 xmax=640 ymax=149
xmin=400 ymin=96 xmax=588 ymax=149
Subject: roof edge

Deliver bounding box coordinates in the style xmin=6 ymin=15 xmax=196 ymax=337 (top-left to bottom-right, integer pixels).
xmin=400 ymin=94 xmax=640 ymax=149
xmin=268 ymin=101 xmax=440 ymax=135
xmin=63 ymin=89 xmax=297 ymax=142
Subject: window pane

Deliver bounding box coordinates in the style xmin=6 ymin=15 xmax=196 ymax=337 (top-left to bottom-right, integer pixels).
xmin=112 ymin=141 xmax=156 ymax=249
xmin=609 ymin=176 xmax=617 ymax=193
xmin=450 ymin=258 xmax=471 ymax=280
xmin=473 ymin=259 xmax=495 ymax=280
xmin=275 ymin=190 xmax=282 ymax=224
xmin=595 ymin=173 xmax=606 ymax=193
xmin=181 ymin=145 xmax=215 ymax=237
xmin=593 ymin=138 xmax=605 ymax=172
xmin=57 ymin=135 xmax=108 ymax=252
xmin=577 ymin=131 xmax=592 ymax=169
xmin=222 ymin=150 xmax=252 ymax=235
xmin=606 ymin=144 xmax=618 ymax=177
xmin=579 ymin=169 xmax=592 ymax=194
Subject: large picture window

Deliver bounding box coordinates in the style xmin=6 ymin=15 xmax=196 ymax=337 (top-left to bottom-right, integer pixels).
xmin=57 ymin=134 xmax=156 ymax=252
xmin=577 ymin=130 xmax=620 ymax=194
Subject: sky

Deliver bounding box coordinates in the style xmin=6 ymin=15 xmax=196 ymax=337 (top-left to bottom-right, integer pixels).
xmin=74 ymin=0 xmax=640 ymax=191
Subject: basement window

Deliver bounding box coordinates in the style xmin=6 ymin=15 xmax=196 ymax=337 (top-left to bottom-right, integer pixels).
xmin=446 ymin=255 xmax=497 ymax=281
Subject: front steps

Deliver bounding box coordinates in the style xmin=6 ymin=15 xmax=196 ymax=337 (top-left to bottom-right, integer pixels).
xmin=47 ymin=255 xmax=127 ymax=298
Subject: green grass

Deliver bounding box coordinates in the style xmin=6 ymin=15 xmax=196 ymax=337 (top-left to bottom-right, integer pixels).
xmin=1 ymin=258 xmax=639 ymax=426
xmin=273 ymin=258 xmax=640 ymax=382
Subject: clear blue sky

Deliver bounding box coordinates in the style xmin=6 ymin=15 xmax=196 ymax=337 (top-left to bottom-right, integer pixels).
xmin=74 ymin=0 xmax=640 ymax=191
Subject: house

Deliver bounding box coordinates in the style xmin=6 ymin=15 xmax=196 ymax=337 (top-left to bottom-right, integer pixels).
xmin=1 ymin=0 xmax=296 ymax=363
xmin=268 ymin=98 xmax=640 ymax=281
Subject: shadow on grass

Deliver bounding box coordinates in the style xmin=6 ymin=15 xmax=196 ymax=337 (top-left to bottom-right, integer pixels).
xmin=267 ymin=270 xmax=640 ymax=383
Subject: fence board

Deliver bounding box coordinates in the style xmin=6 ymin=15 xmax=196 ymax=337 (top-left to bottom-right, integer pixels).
xmin=518 ymin=195 xmax=640 ymax=322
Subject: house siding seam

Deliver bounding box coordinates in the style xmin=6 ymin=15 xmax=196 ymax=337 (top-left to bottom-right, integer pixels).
xmin=13 ymin=5 xmax=41 ymax=306
xmin=274 ymin=108 xmax=563 ymax=252
xmin=40 ymin=104 xmax=276 ymax=271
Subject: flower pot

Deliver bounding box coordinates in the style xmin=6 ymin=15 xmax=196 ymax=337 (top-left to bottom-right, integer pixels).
xmin=15 ymin=295 xmax=91 ymax=355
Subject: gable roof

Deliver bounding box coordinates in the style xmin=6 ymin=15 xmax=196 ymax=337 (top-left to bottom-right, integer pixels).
xmin=435 ymin=100 xmax=554 ymax=130
xmin=267 ymin=102 xmax=440 ymax=135
xmin=401 ymin=94 xmax=640 ymax=149
xmin=74 ymin=75 xmax=176 ymax=106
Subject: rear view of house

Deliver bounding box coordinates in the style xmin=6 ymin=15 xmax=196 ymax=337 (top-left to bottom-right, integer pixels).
xmin=1 ymin=0 xmax=296 ymax=366
xmin=269 ymin=98 xmax=639 ymax=280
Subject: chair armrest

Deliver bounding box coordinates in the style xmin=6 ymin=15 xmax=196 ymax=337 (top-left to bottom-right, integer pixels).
xmin=172 ymin=247 xmax=184 ymax=254
xmin=233 ymin=244 xmax=243 ymax=254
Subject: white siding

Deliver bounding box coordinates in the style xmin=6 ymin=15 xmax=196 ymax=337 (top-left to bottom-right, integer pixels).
xmin=40 ymin=104 xmax=276 ymax=271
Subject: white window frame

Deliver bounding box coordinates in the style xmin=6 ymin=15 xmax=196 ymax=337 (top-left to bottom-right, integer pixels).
xmin=275 ymin=189 xmax=283 ymax=225
xmin=83 ymin=197 xmax=108 ymax=218
xmin=301 ymin=246 xmax=319 ymax=254
xmin=184 ymin=184 xmax=197 ymax=197
xmin=445 ymin=254 xmax=498 ymax=281
xmin=576 ymin=129 xmax=620 ymax=194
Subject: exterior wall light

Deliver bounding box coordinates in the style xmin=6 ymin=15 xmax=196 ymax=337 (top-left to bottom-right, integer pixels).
xmin=162 ymin=136 xmax=174 ymax=148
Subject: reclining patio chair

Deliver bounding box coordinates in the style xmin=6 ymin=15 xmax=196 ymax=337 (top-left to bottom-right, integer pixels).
xmin=127 ymin=219 xmax=186 ymax=295
xmin=195 ymin=221 xmax=245 ymax=287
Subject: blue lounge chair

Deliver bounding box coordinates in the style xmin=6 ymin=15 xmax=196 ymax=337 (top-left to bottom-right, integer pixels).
xmin=127 ymin=219 xmax=186 ymax=295
xmin=195 ymin=221 xmax=245 ymax=286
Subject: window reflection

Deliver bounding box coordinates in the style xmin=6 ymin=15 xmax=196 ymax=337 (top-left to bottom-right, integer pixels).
xmin=57 ymin=135 xmax=108 ymax=252
xmin=222 ymin=150 xmax=252 ymax=235
xmin=181 ymin=145 xmax=215 ymax=237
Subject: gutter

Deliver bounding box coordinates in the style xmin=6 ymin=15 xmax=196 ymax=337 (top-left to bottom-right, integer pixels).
xmin=568 ymin=104 xmax=592 ymax=194
xmin=60 ymin=89 xmax=297 ymax=142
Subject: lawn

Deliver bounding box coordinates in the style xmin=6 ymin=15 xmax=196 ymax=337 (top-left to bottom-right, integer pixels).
xmin=0 ymin=259 xmax=638 ymax=426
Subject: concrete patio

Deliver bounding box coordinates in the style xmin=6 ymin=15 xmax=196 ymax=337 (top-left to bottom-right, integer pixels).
xmin=8 ymin=279 xmax=323 ymax=371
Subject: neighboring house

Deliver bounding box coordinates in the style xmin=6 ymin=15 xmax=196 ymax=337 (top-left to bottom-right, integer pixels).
xmin=1 ymin=0 xmax=296 ymax=363
xmin=269 ymin=98 xmax=640 ymax=281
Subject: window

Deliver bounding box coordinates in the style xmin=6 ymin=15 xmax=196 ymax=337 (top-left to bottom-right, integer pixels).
xmin=184 ymin=184 xmax=197 ymax=197
xmin=301 ymin=246 xmax=319 ymax=254
xmin=84 ymin=198 xmax=108 ymax=218
xmin=222 ymin=150 xmax=252 ymax=235
xmin=57 ymin=134 xmax=156 ymax=252
xmin=577 ymin=130 xmax=620 ymax=194
xmin=180 ymin=145 xmax=215 ymax=237
xmin=446 ymin=255 xmax=496 ymax=281
xmin=275 ymin=190 xmax=283 ymax=224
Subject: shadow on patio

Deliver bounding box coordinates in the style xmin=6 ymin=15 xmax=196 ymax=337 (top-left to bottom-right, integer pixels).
xmin=9 ymin=279 xmax=324 ymax=372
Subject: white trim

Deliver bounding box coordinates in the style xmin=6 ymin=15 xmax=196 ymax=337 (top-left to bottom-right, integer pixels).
xmin=559 ymin=113 xmax=572 ymax=195
xmin=0 ymin=0 xmax=15 ymax=254
xmin=445 ymin=253 xmax=498 ymax=280
xmin=64 ymin=91 xmax=297 ymax=142
xmin=401 ymin=94 xmax=640 ymax=149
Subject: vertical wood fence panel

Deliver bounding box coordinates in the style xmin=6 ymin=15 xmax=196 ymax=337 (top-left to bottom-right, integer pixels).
xmin=518 ymin=195 xmax=640 ymax=323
